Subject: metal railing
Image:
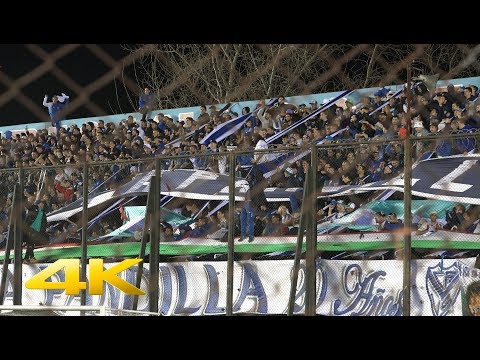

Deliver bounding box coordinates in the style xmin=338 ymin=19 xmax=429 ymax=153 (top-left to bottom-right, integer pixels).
xmin=0 ymin=130 xmax=478 ymax=316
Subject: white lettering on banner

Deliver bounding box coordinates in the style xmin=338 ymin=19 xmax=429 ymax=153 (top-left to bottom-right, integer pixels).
xmin=262 ymin=187 xmax=303 ymax=193
xmin=332 ymin=264 xmax=402 ymax=316
xmin=6 ymin=258 xmax=475 ymax=316
xmin=219 ymin=180 xmax=249 ymax=194
xmin=176 ymin=171 xmax=220 ymax=190
xmin=318 ymin=156 xmax=480 ymax=203
xmin=285 ymin=188 xmax=302 ymax=193
xmin=136 ymin=171 xmax=155 ymax=191
xmin=379 ymin=178 xmax=420 ymax=187
xmin=430 ymin=160 xmax=476 ymax=192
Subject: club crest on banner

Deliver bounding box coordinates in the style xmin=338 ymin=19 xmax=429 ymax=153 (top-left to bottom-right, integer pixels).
xmin=425 ymin=259 xmax=469 ymax=316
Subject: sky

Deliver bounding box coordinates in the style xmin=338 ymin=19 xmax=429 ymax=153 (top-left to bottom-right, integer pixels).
xmin=0 ymin=44 xmax=137 ymax=127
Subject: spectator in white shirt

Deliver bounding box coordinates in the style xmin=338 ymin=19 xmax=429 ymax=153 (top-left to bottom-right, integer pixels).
xmin=416 ymin=211 xmax=446 ymax=235
xmin=252 ymin=132 xmax=275 ymax=164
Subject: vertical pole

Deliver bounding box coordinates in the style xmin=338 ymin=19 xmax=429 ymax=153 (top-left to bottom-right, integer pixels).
xmin=0 ymin=184 xmax=17 ymax=305
xmin=132 ymin=176 xmax=153 ymax=311
xmin=155 ymin=157 xmax=162 ymax=309
xmin=305 ymin=145 xmax=318 ymax=316
xmin=147 ymin=175 xmax=157 ymax=313
xmin=13 ymin=167 xmax=24 ymax=305
xmin=403 ymin=64 xmax=413 ymax=316
xmin=80 ymin=161 xmax=89 ymax=307
xmin=287 ymin=173 xmax=309 ymax=315
xmin=149 ymin=169 xmax=160 ymax=313
xmin=226 ymin=152 xmax=236 ymax=316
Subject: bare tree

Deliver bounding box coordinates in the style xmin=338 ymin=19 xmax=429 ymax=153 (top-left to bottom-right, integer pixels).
xmin=123 ymin=44 xmax=480 ymax=110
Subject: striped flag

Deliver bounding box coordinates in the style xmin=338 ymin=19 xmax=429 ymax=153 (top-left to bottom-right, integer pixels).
xmin=260 ymin=128 xmax=347 ymax=178
xmin=265 ymin=90 xmax=354 ymax=144
xmin=199 ymin=113 xmax=252 ymax=145
xmin=199 ymin=98 xmax=278 ymax=145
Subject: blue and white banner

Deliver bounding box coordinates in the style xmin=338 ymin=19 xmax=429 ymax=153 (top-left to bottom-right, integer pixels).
xmin=369 ymin=88 xmax=404 ymax=115
xmin=200 ymin=99 xmax=278 ymax=145
xmin=167 ymin=103 xmax=234 ymax=148
xmin=47 ymin=170 xmax=249 ymax=222
xmin=265 ymin=90 xmax=354 ymax=144
xmin=6 ymin=257 xmax=475 ymax=316
xmin=260 ymin=88 xmax=401 ymax=175
xmin=320 ymin=154 xmax=480 ymax=205
xmin=120 ymin=169 xmax=300 ymax=202
xmin=47 ymin=154 xmax=480 ymax=223
xmin=199 ymin=113 xmax=252 ymax=145
xmin=260 ymin=128 xmax=347 ymax=178
xmin=47 ymin=169 xmax=302 ymax=222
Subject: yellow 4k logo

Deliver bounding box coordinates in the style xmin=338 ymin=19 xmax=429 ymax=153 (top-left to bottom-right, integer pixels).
xmin=25 ymin=259 xmax=145 ymax=296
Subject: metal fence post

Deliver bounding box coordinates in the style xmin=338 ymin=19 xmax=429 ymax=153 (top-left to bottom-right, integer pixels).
xmin=403 ymin=138 xmax=413 ymax=317
xmin=226 ymin=152 xmax=236 ymax=316
xmin=132 ymin=175 xmax=153 ymax=311
xmin=148 ymin=157 xmax=162 ymax=312
xmin=13 ymin=167 xmax=24 ymax=305
xmin=0 ymin=184 xmax=17 ymax=305
xmin=80 ymin=161 xmax=89 ymax=307
xmin=403 ymin=64 xmax=413 ymax=316
xmin=287 ymin=171 xmax=309 ymax=315
xmin=305 ymin=145 xmax=318 ymax=316
xmin=149 ymin=170 xmax=160 ymax=313
xmin=148 ymin=176 xmax=159 ymax=312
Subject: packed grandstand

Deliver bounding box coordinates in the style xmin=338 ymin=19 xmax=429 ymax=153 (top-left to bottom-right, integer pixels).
xmin=0 ymin=77 xmax=479 ymax=267
xmin=0 ymin=69 xmax=479 ymax=317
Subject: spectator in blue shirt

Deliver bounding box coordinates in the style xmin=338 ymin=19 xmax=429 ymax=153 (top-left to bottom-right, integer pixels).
xmin=384 ymin=213 xmax=403 ymax=231
xmin=139 ymin=87 xmax=155 ymax=121
xmin=454 ymin=118 xmax=477 ymax=154
xmin=43 ymin=93 xmax=70 ymax=135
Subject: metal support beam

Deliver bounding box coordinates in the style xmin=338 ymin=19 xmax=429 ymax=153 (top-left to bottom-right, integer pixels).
xmin=149 ymin=171 xmax=160 ymax=313
xmin=80 ymin=162 xmax=89 ymax=307
xmin=0 ymin=185 xmax=17 ymax=305
xmin=403 ymin=64 xmax=413 ymax=316
xmin=13 ymin=167 xmax=24 ymax=305
xmin=226 ymin=152 xmax=236 ymax=316
xmin=132 ymin=176 xmax=154 ymax=311
xmin=305 ymin=146 xmax=318 ymax=316
xmin=287 ymin=172 xmax=309 ymax=315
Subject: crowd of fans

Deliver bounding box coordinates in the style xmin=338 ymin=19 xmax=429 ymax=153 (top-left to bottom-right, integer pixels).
xmin=0 ymin=81 xmax=479 ymax=262
xmin=165 ymin=83 xmax=480 ymax=245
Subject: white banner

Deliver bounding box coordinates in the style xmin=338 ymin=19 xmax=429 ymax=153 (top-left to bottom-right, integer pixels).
xmin=0 ymin=258 xmax=475 ymax=316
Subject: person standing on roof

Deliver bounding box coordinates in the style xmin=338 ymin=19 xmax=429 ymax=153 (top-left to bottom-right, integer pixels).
xmin=139 ymin=87 xmax=155 ymax=121
xmin=43 ymin=93 xmax=70 ymax=135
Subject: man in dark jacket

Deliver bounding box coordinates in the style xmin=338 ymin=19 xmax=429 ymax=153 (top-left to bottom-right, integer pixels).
xmin=239 ymin=164 xmax=268 ymax=242
xmin=444 ymin=204 xmax=466 ymax=230
xmin=139 ymin=87 xmax=155 ymax=121
xmin=23 ymin=200 xmax=49 ymax=263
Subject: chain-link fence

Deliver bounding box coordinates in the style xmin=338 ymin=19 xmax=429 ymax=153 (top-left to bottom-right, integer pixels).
xmin=0 ymin=44 xmax=479 ymax=315
xmin=1 ymin=44 xmax=479 ymax=128
xmin=0 ymin=130 xmax=478 ymax=315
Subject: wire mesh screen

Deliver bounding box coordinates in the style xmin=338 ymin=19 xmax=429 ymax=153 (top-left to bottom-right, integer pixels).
xmin=1 ymin=44 xmax=479 ymax=126
xmin=0 ymin=44 xmax=479 ymax=315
